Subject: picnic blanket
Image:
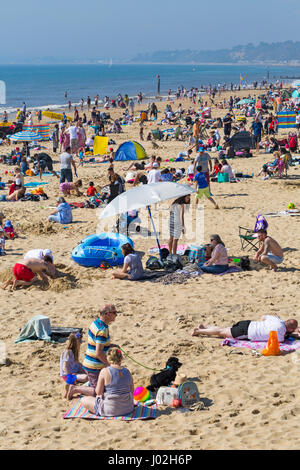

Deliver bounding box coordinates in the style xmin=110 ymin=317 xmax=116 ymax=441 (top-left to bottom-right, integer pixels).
xmin=63 ymin=400 xmax=157 ymax=420
xmin=24 ymin=182 xmax=49 ymax=187
xmin=222 ymin=337 xmax=300 ymax=352
xmin=154 ymin=266 xmax=241 ymax=285
xmin=149 ymin=244 xmax=188 ymax=255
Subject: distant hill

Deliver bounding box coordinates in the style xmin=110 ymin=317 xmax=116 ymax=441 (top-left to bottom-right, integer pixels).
xmin=131 ymin=41 xmax=300 ymax=64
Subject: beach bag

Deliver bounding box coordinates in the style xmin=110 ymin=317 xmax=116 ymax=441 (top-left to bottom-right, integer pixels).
xmin=156 ymin=387 xmax=179 ymax=406
xmin=146 ymin=256 xmax=164 ymax=270
xmin=239 ymin=256 xmax=251 ymax=271
xmin=163 ymin=254 xmax=183 ymax=271
xmin=177 ymin=382 xmax=200 ymax=407
xmin=188 ymin=245 xmax=205 ymax=264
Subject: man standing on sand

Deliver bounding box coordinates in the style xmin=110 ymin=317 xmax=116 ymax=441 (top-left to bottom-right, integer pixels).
xmin=254 ymin=229 xmax=284 ymax=271
xmin=191 ymin=315 xmax=298 ymax=341
xmin=1 ymin=256 xmax=56 ymax=290
xmin=67 ymin=304 xmax=119 ymax=399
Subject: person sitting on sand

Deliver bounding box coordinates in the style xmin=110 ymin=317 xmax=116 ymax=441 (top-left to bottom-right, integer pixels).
xmin=60 ymin=332 xmax=88 ymax=399
xmin=1 ymin=256 xmax=55 ymax=290
xmin=192 ymin=315 xmax=299 ymax=341
xmin=112 ymin=243 xmax=144 ymax=280
xmin=198 ymin=234 xmax=228 ymax=274
xmin=0 ymin=187 xmax=25 ymax=202
xmin=59 ymin=179 xmax=83 ymax=197
xmin=254 ymin=229 xmax=284 ymax=271
xmin=67 ymin=305 xmax=119 ymax=399
xmin=81 ymin=347 xmax=134 ymax=417
xmin=48 ymin=197 xmax=73 ymax=224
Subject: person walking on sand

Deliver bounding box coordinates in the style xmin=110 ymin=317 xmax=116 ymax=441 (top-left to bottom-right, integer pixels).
xmin=191 ymin=315 xmax=299 ymax=341
xmin=194 ymin=165 xmax=218 ymax=209
xmin=67 ymin=305 xmax=119 ymax=399
xmin=254 ymin=229 xmax=284 ymax=271
xmin=1 ymin=256 xmax=55 ymax=290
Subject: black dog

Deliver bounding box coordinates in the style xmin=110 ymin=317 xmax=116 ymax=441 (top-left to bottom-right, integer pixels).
xmin=147 ymin=357 xmax=182 ymax=392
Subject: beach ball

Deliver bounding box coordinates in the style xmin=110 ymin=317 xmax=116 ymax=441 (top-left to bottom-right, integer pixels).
xmin=4 ymin=171 xmax=8 ymax=175
xmin=288 ymin=202 xmax=295 ymax=209
xmin=133 ymin=386 xmax=150 ymax=402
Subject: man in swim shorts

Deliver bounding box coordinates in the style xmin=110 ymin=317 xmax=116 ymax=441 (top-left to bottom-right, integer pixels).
xmin=191 ymin=315 xmax=299 ymax=341
xmin=254 ymin=229 xmax=284 ymax=271
xmin=1 ymin=257 xmax=56 ymax=290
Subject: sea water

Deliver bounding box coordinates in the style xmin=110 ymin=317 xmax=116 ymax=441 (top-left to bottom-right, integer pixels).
xmin=0 ymin=63 xmax=300 ymax=114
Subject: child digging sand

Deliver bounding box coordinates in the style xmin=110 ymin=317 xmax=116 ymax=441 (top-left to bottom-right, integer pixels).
xmin=60 ymin=332 xmax=88 ymax=399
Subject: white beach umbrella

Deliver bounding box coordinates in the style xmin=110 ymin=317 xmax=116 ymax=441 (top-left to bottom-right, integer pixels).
xmin=99 ymin=182 xmax=196 ymax=259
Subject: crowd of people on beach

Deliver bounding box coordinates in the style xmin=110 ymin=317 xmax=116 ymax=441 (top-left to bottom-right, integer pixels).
xmin=0 ymin=81 xmax=299 ymax=417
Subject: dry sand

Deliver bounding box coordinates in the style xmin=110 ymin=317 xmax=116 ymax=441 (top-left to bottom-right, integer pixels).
xmin=0 ymin=90 xmax=300 ymax=450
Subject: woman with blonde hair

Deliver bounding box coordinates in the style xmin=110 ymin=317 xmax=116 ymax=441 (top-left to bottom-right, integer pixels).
xmin=199 ymin=234 xmax=229 ymax=274
xmin=81 ymin=347 xmax=134 ymax=417
xmin=60 ymin=332 xmax=87 ymax=398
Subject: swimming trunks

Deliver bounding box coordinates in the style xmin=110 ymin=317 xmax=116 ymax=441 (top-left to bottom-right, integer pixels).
xmin=13 ymin=263 xmax=35 ymax=282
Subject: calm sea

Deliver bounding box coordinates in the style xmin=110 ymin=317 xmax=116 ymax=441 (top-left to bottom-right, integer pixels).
xmin=0 ymin=63 xmax=300 ymax=114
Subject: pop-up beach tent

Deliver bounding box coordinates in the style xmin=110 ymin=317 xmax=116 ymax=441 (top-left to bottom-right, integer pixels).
xmin=114 ymin=140 xmax=147 ymax=161
xmin=228 ymin=130 xmax=255 ymax=150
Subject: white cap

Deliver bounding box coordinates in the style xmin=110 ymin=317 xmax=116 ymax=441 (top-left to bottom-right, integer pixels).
xmin=153 ymin=162 xmax=159 ymax=168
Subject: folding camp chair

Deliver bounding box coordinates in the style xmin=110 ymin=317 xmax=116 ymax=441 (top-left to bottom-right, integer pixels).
xmin=238 ymin=226 xmax=260 ymax=252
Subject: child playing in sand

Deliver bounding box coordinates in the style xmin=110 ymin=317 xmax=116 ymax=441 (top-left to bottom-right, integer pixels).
xmin=86 ymin=182 xmax=98 ymax=197
xmin=60 ymin=332 xmax=88 ymax=399
xmin=60 ymin=179 xmax=83 ymax=196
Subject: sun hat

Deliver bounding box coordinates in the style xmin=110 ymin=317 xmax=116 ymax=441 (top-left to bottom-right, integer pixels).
xmin=172 ymin=374 xmax=188 ymax=386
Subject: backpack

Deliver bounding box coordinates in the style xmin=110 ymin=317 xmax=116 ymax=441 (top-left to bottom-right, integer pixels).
xmin=163 ymin=254 xmax=183 ymax=271
xmin=146 ymin=256 xmax=164 ymax=270
xmin=177 ymin=382 xmax=200 ymax=407
xmin=239 ymin=256 xmax=251 ymax=271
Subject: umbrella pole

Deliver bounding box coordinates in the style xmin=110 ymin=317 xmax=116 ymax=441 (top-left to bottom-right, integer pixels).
xmin=147 ymin=205 xmax=163 ymax=261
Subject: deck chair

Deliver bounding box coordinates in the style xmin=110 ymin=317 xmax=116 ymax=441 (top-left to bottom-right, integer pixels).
xmin=238 ymin=226 xmax=260 ymax=252
xmin=199 ymin=125 xmax=209 ymax=139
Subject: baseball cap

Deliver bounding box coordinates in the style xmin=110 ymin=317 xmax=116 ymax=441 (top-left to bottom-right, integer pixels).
xmin=199 ymin=147 xmax=204 ymax=152
xmin=153 ymin=162 xmax=159 ymax=168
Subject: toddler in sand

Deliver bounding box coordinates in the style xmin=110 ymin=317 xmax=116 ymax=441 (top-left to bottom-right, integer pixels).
xmin=60 ymin=332 xmax=87 ymax=399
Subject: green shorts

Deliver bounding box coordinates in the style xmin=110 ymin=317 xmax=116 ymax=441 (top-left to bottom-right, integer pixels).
xmin=197 ymin=187 xmax=210 ymax=199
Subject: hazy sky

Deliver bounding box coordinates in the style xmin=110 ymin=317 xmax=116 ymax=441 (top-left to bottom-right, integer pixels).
xmin=1 ymin=0 xmax=300 ymax=61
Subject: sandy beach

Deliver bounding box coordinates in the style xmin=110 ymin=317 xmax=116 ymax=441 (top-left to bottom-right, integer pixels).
xmin=0 ymin=89 xmax=300 ymax=450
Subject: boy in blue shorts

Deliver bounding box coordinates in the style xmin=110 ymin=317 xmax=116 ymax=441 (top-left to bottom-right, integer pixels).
xmin=194 ymin=165 xmax=219 ymax=209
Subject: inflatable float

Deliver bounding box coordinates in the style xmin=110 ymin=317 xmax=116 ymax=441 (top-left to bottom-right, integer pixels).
xmin=42 ymin=111 xmax=72 ymax=121
xmin=72 ymin=232 xmax=134 ymax=267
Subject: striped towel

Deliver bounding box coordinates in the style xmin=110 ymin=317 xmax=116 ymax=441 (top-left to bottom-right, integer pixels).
xmin=63 ymin=400 xmax=157 ymax=420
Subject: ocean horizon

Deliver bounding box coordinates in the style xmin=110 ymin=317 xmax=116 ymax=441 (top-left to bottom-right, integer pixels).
xmin=1 ymin=63 xmax=300 ymax=115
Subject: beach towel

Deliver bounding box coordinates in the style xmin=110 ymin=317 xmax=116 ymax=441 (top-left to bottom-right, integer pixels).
xmin=222 ymin=337 xmax=300 ymax=352
xmin=63 ymin=400 xmax=157 ymax=420
xmin=262 ymin=210 xmax=300 ymax=218
xmin=24 ymin=182 xmax=49 ymax=187
xmin=149 ymin=244 xmax=188 ymax=255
